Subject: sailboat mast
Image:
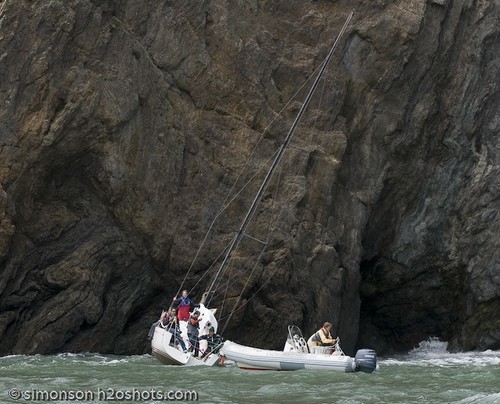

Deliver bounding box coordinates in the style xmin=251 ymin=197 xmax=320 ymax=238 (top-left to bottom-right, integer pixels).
xmin=203 ymin=11 xmax=354 ymax=305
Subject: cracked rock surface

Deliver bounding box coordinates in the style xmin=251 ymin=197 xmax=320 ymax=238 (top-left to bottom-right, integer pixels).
xmin=0 ymin=0 xmax=498 ymax=355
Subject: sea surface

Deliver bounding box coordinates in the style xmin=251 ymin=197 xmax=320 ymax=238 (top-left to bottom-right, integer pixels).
xmin=1 ymin=339 xmax=498 ymax=403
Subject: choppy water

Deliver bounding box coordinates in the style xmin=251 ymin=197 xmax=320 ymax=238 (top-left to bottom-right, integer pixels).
xmin=1 ymin=339 xmax=498 ymax=403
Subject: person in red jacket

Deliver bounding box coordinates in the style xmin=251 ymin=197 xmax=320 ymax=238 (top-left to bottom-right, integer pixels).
xmin=172 ymin=290 xmax=198 ymax=321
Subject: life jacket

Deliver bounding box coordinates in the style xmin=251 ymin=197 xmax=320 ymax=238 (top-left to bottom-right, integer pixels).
xmin=177 ymin=297 xmax=191 ymax=321
xmin=187 ymin=316 xmax=200 ymax=337
xmin=311 ymin=328 xmax=329 ymax=342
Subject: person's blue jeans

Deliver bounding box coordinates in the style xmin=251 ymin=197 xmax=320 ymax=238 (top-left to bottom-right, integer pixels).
xmin=167 ymin=327 xmax=187 ymax=352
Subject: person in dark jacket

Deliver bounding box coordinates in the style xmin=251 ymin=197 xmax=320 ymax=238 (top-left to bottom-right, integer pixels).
xmin=200 ymin=327 xmax=224 ymax=358
xmin=187 ymin=311 xmax=201 ymax=357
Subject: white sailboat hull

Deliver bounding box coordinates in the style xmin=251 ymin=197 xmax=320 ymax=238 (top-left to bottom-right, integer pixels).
xmin=221 ymin=340 xmax=357 ymax=372
xmin=151 ymin=327 xmax=220 ymax=367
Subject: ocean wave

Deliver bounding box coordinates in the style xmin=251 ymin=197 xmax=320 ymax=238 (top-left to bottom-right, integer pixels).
xmin=381 ymin=337 xmax=500 ymax=367
xmin=452 ymin=392 xmax=500 ymax=403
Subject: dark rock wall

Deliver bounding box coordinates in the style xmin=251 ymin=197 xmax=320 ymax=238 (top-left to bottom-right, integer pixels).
xmin=0 ymin=0 xmax=498 ymax=355
xmin=355 ymin=0 xmax=500 ymax=353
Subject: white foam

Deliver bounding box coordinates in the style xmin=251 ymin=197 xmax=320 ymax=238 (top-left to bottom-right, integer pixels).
xmin=382 ymin=338 xmax=500 ymax=367
xmin=408 ymin=336 xmax=449 ymax=356
xmin=452 ymin=392 xmax=500 ymax=403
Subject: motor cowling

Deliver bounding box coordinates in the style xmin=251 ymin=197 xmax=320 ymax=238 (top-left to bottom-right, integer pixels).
xmin=354 ymin=349 xmax=377 ymax=373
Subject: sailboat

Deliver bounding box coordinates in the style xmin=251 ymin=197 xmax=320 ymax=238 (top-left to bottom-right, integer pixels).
xmin=151 ymin=303 xmax=222 ymax=366
xmin=151 ymin=10 xmax=377 ymax=373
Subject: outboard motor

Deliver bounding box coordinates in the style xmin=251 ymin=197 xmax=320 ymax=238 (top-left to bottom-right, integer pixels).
xmin=354 ymin=349 xmax=377 ymax=373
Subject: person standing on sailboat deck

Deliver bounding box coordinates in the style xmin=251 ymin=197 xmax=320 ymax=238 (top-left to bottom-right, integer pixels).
xmin=187 ymin=311 xmax=201 ymax=357
xmin=307 ymin=322 xmax=337 ymax=348
xmin=163 ymin=308 xmax=188 ymax=352
xmin=172 ymin=290 xmax=198 ymax=322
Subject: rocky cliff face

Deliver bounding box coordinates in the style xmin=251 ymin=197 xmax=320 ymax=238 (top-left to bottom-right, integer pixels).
xmin=0 ymin=0 xmax=498 ymax=355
